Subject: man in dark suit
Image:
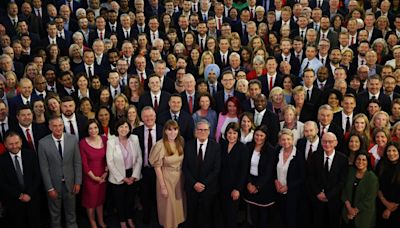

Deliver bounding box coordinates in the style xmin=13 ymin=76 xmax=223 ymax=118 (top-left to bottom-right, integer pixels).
xmin=307 ymin=132 xmax=348 ymax=228
xmin=213 ymin=71 xmax=246 ymax=113
xmin=41 ymin=21 xmax=67 ymax=55
xmin=0 ymin=2 xmax=20 ymax=37
xmin=57 ymin=0 xmax=82 ymax=14
xmin=8 ymin=78 xmax=41 ymax=117
xmin=0 ymin=131 xmax=42 ymax=228
xmin=272 ymin=6 xmax=299 ymax=33
xmin=14 ymin=20 xmax=41 ymax=47
xmin=333 ymin=94 xmax=357 ymax=134
xmin=297 ymin=121 xmax=322 ymax=162
xmin=38 ymin=116 xmax=82 ymax=228
xmin=19 ymin=3 xmax=43 ymax=37
xmin=383 ymin=75 xmax=400 ymax=102
xmin=214 ymin=37 xmax=232 ymax=70
xmin=303 ymin=68 xmax=322 ymax=106
xmin=259 ymin=57 xmax=284 ymax=97
xmin=198 ymin=0 xmax=215 ymax=22
xmin=73 ymin=49 xmax=107 ymax=85
xmin=183 ymin=119 xmax=221 ymax=228
xmin=60 ymin=96 xmax=88 ymax=141
xmin=157 ymin=94 xmax=195 ymax=141
xmin=181 ymin=74 xmax=199 ymax=114
xmin=146 ymin=59 xmax=175 ymax=94
xmin=105 ymin=9 xmax=119 ymax=33
xmin=317 ymin=16 xmax=338 ymax=48
xmin=58 ymin=4 xmax=79 ymax=32
xmin=10 ymin=105 xmax=49 ymax=153
xmin=88 ymin=16 xmax=110 ymax=46
xmin=132 ymin=106 xmax=163 ymax=224
xmin=144 ymin=0 xmax=165 ymax=19
xmin=309 ymin=0 xmax=329 ymax=12
xmin=138 ymin=74 xmax=171 ymax=113
xmin=54 ymin=16 xmax=73 ymax=46
xmin=116 ymin=13 xmax=137 ymax=48
xmin=253 ymin=94 xmax=280 ymax=146
xmin=276 ymin=38 xmax=301 ymax=76
xmin=146 ymin=16 xmax=166 ymax=45
xmin=231 ymin=9 xmax=251 ymax=45
xmin=317 ymin=105 xmax=344 ymax=152
xmin=356 ymin=75 xmax=392 ymax=114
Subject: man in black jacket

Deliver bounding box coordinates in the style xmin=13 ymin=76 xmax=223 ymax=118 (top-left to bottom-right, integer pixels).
xmin=183 ymin=119 xmax=221 ymax=228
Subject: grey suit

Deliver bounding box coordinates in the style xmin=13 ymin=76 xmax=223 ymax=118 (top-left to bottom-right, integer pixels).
xmin=38 ymin=133 xmax=82 ymax=228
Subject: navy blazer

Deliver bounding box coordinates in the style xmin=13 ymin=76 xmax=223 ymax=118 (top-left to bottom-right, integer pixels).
xmin=8 ymin=94 xmax=41 ymax=117
xmin=132 ymin=124 xmax=163 ymax=168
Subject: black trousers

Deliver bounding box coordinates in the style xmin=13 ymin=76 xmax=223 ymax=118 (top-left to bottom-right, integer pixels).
xmin=186 ymin=191 xmax=216 ymax=228
xmin=139 ymin=166 xmax=157 ymax=224
xmin=111 ymin=169 xmax=138 ymax=222
xmin=312 ymin=200 xmax=342 ymax=228
xmin=221 ymin=192 xmax=240 ymax=228
xmin=248 ymin=203 xmax=273 ymax=228
xmin=4 ymin=196 xmax=41 ymax=228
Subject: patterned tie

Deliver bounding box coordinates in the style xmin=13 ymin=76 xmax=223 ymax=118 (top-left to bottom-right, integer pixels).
xmin=14 ymin=156 xmax=24 ymax=188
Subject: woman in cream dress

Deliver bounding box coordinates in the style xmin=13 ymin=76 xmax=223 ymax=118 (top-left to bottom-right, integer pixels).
xmin=150 ymin=120 xmax=185 ymax=228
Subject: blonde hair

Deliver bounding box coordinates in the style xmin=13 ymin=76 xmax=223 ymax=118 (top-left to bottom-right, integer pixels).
xmin=198 ymin=51 xmax=215 ymax=76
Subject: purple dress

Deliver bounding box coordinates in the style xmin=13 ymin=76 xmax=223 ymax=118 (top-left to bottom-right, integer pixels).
xmin=79 ymin=136 xmax=107 ymax=208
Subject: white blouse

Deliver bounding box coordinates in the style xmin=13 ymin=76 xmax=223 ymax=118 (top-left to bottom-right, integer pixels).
xmin=250 ymin=150 xmax=261 ymax=176
xmin=276 ymin=147 xmax=297 ymax=189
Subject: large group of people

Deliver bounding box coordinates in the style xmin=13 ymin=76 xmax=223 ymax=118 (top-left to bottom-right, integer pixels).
xmin=0 ymin=0 xmax=399 ymax=228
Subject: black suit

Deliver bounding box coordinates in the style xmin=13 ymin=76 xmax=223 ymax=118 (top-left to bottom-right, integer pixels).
xmin=296 ymin=138 xmax=322 ymax=163
xmin=214 ymin=51 xmax=232 ymax=70
xmin=116 ymin=27 xmax=137 ymax=46
xmin=143 ymin=76 xmax=175 ymax=94
xmin=181 ymin=91 xmax=199 ymax=114
xmin=8 ymin=94 xmax=41 ymax=117
xmin=356 ymin=91 xmax=392 ymax=114
xmin=275 ymin=54 xmax=301 ymax=76
xmin=213 ymin=90 xmax=246 ymax=114
xmin=73 ymin=63 xmax=108 ymax=85
xmin=40 ymin=37 xmax=68 ymax=55
xmin=332 ymin=111 xmax=357 ymax=133
xmin=88 ymin=30 xmax=111 ymax=47
xmin=256 ymin=108 xmax=280 ymax=146
xmin=317 ymin=30 xmax=339 ymax=48
xmin=219 ymin=141 xmax=248 ymax=228
xmin=305 ymin=86 xmax=323 ymax=107
xmin=0 ymin=149 xmax=41 ymax=228
xmin=10 ymin=123 xmax=50 ymax=154
xmin=259 ymin=74 xmax=284 ymax=97
xmin=138 ymin=91 xmax=171 ymax=114
xmin=183 ymin=138 xmax=221 ymax=228
xmin=62 ymin=114 xmax=88 ymax=141
xmin=307 ymin=150 xmax=348 ymax=228
xmin=157 ymin=110 xmax=194 ymax=141
xmin=272 ymin=20 xmax=298 ymax=34
xmin=318 ymin=122 xmax=344 ymax=152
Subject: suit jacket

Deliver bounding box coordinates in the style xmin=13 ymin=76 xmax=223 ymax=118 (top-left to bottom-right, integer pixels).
xmin=356 ymin=91 xmax=392 ymax=114
xmin=183 ymin=138 xmax=221 ymax=195
xmin=143 ymin=76 xmax=175 ymax=94
xmin=256 ymin=108 xmax=280 ymax=146
xmin=106 ymin=135 xmax=142 ymax=184
xmin=116 ymin=27 xmax=137 ymax=47
xmin=305 ymin=86 xmax=323 ymax=107
xmin=62 ymin=114 xmax=88 ymax=141
xmin=0 ymin=16 xmax=20 ymax=37
xmin=40 ymin=37 xmax=68 ymax=55
xmin=259 ymin=74 xmax=284 ymax=97
xmin=298 ymin=102 xmax=318 ymax=122
xmin=309 ymin=0 xmax=329 ymax=11
xmin=333 ymin=111 xmax=357 ymax=133
xmin=198 ymin=11 xmax=215 ymax=22
xmin=318 ymin=122 xmax=344 ymax=152
xmin=157 ymin=110 xmax=195 ymax=141
xmin=307 ymin=150 xmax=348 ymax=204
xmin=73 ymin=63 xmax=108 ymax=85
xmin=296 ymin=137 xmax=322 ymax=163
xmin=138 ymin=91 xmax=171 ymax=113
xmin=214 ymin=51 xmax=232 ymax=69
xmin=38 ymin=133 xmax=82 ymax=192
xmin=8 ymin=94 xmax=41 ymax=117
xmin=132 ymin=124 xmax=163 ymax=168
xmin=213 ymin=90 xmax=246 ymax=113
xmin=0 ymin=149 xmax=41 ymax=204
xmin=88 ymin=30 xmax=111 ymax=47
xmin=219 ymin=141 xmax=249 ymax=193
xmin=275 ymin=54 xmax=301 ymax=76
xmin=10 ymin=123 xmax=50 ymax=153
xmin=272 ymin=19 xmax=299 ymax=34
xmin=317 ymin=30 xmax=339 ymax=48
xmin=181 ymin=91 xmax=200 ymax=114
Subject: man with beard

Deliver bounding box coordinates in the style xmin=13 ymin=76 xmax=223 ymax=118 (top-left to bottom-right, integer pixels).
xmin=116 ymin=59 xmax=129 ymax=88
xmin=326 ymin=48 xmax=342 ymax=79
xmin=106 ymin=48 xmax=119 ymax=71
xmin=317 ymin=16 xmax=338 ymax=48
xmin=365 ymin=50 xmax=383 ymax=77
xmin=353 ymin=41 xmax=370 ymax=69
xmin=60 ymin=96 xmax=88 ymax=141
xmin=252 ymin=94 xmax=279 ymax=146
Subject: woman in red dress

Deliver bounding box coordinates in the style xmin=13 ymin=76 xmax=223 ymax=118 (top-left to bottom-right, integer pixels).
xmin=80 ymin=119 xmax=108 ymax=228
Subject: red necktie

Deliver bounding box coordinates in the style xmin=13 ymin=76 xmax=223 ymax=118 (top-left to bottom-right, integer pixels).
xmin=154 ymin=96 xmax=158 ymax=111
xmin=218 ymin=18 xmax=222 ymax=30
xmin=26 ymin=128 xmax=35 ymax=152
xmin=189 ymin=96 xmax=193 ymax=114
xmin=100 ymin=31 xmax=103 ymax=40
xmin=140 ymin=73 xmax=145 ymax=84
xmin=351 ymin=36 xmax=354 ymax=45
xmin=250 ymin=9 xmax=254 ymax=19
xmin=269 ymin=77 xmax=273 ymax=91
